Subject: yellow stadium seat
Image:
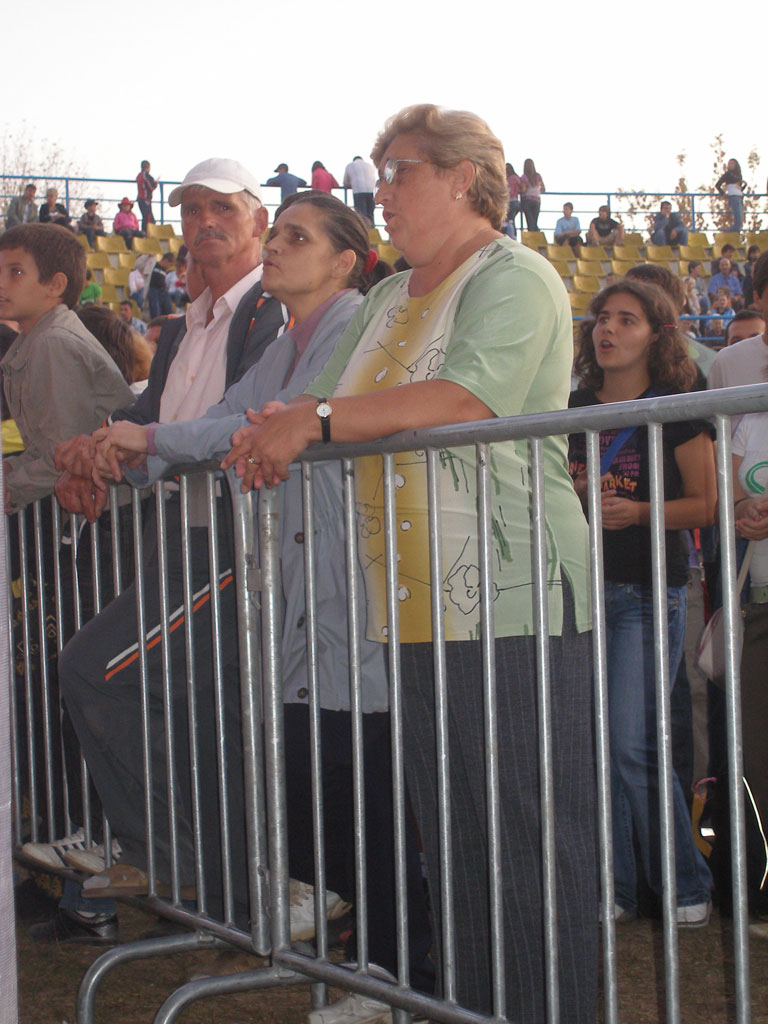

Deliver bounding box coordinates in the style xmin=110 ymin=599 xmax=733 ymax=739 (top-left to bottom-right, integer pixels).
xmin=103 ymin=268 xmax=130 ymax=288
xmin=579 ymin=246 xmax=607 ymax=261
xmin=549 ymin=261 xmax=571 ymax=278
xmin=522 ymin=230 xmax=547 ymax=251
xmin=117 ymin=252 xmax=137 ymax=269
xmin=746 ymin=232 xmax=768 ymax=251
xmin=688 ymin=232 xmax=710 ymax=249
xmin=679 ymin=246 xmax=709 ymax=263
xmin=86 ymin=252 xmax=112 ymax=270
xmin=610 ymin=260 xmax=638 ymax=276
xmin=100 ymin=284 xmax=119 ymax=303
xmin=368 ymin=228 xmax=384 ymax=247
xmin=573 ymin=275 xmax=600 ymax=294
xmin=147 ymin=222 xmax=176 ymax=240
xmin=578 ymin=259 xmax=607 ymax=276
xmin=646 ymin=245 xmax=674 ymax=260
xmin=569 ymin=292 xmax=593 ymax=313
xmin=76 ymin=233 xmax=92 ymax=251
xmin=377 ymin=243 xmax=402 ymax=266
xmin=96 ymin=235 xmax=128 ymax=254
xmin=132 ymin=237 xmax=164 ymax=256
xmin=612 ymin=245 xmax=643 ymax=262
xmin=167 ymin=235 xmax=183 ymax=254
xmin=714 ymin=232 xmax=740 ymax=251
xmin=622 ymin=233 xmax=644 ymax=247
xmin=546 ymin=244 xmax=574 ymax=262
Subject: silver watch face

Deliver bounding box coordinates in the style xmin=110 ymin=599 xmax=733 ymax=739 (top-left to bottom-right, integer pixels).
xmin=316 ymin=401 xmax=332 ymax=418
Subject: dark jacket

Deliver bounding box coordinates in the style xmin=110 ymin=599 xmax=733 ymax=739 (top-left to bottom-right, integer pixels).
xmin=111 ymin=280 xmax=290 ymax=425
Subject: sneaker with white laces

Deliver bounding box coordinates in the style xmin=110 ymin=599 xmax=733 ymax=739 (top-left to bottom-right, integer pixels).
xmin=290 ymin=879 xmax=352 ymax=942
xmin=21 ymin=828 xmax=122 ymax=874
xmin=676 ymin=900 xmax=711 ymax=928
xmin=307 ymin=993 xmax=393 ymax=1024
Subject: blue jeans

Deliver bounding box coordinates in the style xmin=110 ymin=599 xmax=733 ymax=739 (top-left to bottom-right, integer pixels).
xmin=605 ymin=582 xmax=712 ymax=911
xmin=727 ymin=194 xmax=744 ymax=231
xmin=148 ymin=287 xmax=172 ymax=318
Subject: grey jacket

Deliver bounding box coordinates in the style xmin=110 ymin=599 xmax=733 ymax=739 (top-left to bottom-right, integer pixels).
xmin=126 ymin=290 xmax=389 ymax=712
xmin=2 ymin=305 xmax=134 ymax=511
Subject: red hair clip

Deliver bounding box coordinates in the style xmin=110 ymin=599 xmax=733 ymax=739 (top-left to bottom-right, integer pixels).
xmin=364 ymin=249 xmax=379 ymax=274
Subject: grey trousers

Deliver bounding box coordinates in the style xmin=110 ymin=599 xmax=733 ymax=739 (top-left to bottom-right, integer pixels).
xmin=401 ymin=583 xmax=598 ymax=1023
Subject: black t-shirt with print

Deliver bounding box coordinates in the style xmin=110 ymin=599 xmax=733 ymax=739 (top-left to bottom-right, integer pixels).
xmin=568 ymin=387 xmax=708 ymax=587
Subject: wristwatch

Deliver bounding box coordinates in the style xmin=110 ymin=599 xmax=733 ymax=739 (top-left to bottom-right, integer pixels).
xmin=316 ymin=398 xmax=332 ymax=443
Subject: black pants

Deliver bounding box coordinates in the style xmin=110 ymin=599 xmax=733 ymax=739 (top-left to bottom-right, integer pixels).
xmin=284 ymin=704 xmax=432 ymax=985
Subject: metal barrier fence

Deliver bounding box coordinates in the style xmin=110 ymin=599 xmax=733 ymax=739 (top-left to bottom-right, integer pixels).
xmin=8 ymin=383 xmax=768 ymax=1023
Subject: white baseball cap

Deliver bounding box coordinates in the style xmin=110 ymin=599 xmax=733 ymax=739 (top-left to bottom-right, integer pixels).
xmin=168 ymin=158 xmax=263 ymax=207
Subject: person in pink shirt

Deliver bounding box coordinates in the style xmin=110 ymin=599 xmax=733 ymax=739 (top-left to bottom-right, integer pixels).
xmin=311 ymin=160 xmax=340 ymax=193
xmin=112 ymin=197 xmax=144 ymax=250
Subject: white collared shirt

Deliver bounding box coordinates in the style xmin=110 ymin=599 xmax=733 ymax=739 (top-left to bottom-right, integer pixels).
xmin=159 ymin=265 xmax=263 ymax=424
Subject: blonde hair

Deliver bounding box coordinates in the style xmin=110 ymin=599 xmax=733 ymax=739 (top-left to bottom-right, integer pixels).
xmin=370 ymin=104 xmax=508 ymax=230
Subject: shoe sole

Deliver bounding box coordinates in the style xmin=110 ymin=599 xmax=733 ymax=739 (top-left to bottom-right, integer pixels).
xmin=291 ymin=899 xmax=353 ymax=942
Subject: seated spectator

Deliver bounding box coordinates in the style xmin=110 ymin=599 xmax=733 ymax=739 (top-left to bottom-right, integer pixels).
xmin=118 ymin=300 xmax=146 ymax=335
xmin=710 ymin=244 xmax=743 ymax=278
xmin=709 ymin=287 xmax=735 ymax=338
xmin=165 ymin=257 xmax=188 ymax=309
xmin=310 ymin=161 xmax=340 ymax=193
xmin=39 ymin=188 xmax=71 ymax=230
xmin=743 ymin=245 xmax=761 ymax=307
xmin=650 ymin=200 xmax=688 ymax=246
xmin=708 ymin=257 xmax=743 ymax=308
xmin=79 ymin=269 xmax=102 ymax=306
xmin=112 ymin=198 xmax=144 ymax=250
xmin=266 ymin=163 xmax=307 ymax=201
xmin=147 ymin=253 xmax=174 ymax=318
xmin=724 ymin=308 xmax=766 ymax=347
xmin=554 ymin=202 xmax=583 ymax=252
xmin=5 ymin=184 xmax=38 ymax=228
xmin=587 ymin=205 xmax=624 ymax=246
xmin=77 ymin=200 xmax=106 ymax=248
xmin=128 ymin=254 xmax=153 ymax=308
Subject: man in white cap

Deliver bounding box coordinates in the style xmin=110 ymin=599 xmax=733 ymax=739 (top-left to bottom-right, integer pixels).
xmin=27 ymin=159 xmax=291 ymax=944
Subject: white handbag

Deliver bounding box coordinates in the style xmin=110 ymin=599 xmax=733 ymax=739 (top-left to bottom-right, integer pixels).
xmin=696 ymin=542 xmax=754 ymax=683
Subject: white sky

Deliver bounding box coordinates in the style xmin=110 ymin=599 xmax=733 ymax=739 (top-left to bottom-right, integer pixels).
xmin=6 ymin=0 xmax=764 ymax=231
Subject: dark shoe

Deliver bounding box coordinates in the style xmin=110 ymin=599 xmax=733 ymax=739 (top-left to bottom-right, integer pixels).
xmin=28 ymin=908 xmax=118 ymax=946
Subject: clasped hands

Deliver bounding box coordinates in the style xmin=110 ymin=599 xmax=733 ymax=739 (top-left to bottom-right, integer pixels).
xmin=734 ymin=495 xmax=768 ymax=541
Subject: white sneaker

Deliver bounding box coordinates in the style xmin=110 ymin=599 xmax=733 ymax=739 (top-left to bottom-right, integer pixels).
xmin=290 ymin=879 xmax=352 ymax=942
xmin=676 ymin=900 xmax=711 ymax=927
xmin=21 ymin=827 xmax=121 ymax=874
xmin=308 ymin=993 xmax=393 ymax=1024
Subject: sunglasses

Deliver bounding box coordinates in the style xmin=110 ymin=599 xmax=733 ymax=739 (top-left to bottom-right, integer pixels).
xmin=375 ymin=158 xmax=428 ymax=192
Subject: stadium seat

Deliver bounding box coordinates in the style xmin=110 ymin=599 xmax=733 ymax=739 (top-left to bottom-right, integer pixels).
xmin=746 ymin=232 xmax=768 ymax=250
xmin=679 ymin=246 xmax=709 ymax=262
xmin=378 ymin=243 xmax=401 ymax=265
xmin=522 ymin=230 xmax=547 ymax=251
xmin=546 ymin=244 xmax=574 ymax=262
xmin=612 ymin=245 xmax=643 ymax=262
xmin=569 ymin=292 xmax=593 ymax=313
xmin=646 ymin=245 xmax=675 ymax=260
xmin=167 ymin=235 xmax=183 ymax=254
xmin=117 ymin=252 xmax=137 ymax=269
xmin=611 ymin=260 xmax=638 ymax=276
xmin=548 ymin=261 xmax=571 ymax=278
xmin=623 ymin=233 xmax=644 ymax=247
xmin=573 ymin=275 xmax=601 ymax=294
xmin=688 ymin=232 xmax=710 ymax=249
xmin=147 ymin=223 xmax=176 ymax=240
xmin=86 ymin=252 xmax=112 ymax=270
xmin=76 ymin=234 xmax=92 ymax=251
xmin=578 ymin=246 xmax=607 ymax=261
xmin=368 ymin=228 xmax=384 ymax=247
xmin=714 ymin=232 xmax=741 ymax=251
xmin=577 ymin=259 xmax=603 ymax=276
xmin=96 ymin=235 xmax=128 ymax=255
xmin=103 ymin=268 xmax=130 ymax=288
xmin=100 ymin=284 xmax=119 ymax=304
xmin=132 ymin=237 xmax=164 ymax=256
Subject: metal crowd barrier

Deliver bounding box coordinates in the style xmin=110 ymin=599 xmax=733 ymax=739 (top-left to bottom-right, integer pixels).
xmin=7 ymin=383 xmax=768 ymax=1024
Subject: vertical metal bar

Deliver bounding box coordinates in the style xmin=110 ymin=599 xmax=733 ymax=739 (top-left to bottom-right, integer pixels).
xmin=301 ymin=464 xmax=331 ymax=970
xmin=155 ymin=478 xmax=181 ymax=901
xmin=529 ymin=438 xmax=559 ymax=1024
xmin=426 ymin=447 xmax=455 ymax=1003
xmin=49 ymin=500 xmax=73 ymax=841
xmin=206 ymin=473 xmax=234 ymax=922
xmin=135 ymin=486 xmax=156 ymax=888
xmin=67 ymin=513 xmax=93 ymax=844
xmin=31 ymin=503 xmax=55 ymax=840
xmin=260 ymin=487 xmax=290 ymax=950
xmin=475 ymin=442 xmax=505 ymax=1021
xmin=648 ymin=423 xmax=680 ymax=1024
xmin=342 ymin=457 xmax=368 ymax=972
xmin=6 ymin=516 xmax=21 ymax=846
xmin=226 ymin=478 xmax=269 ymax=954
xmin=179 ymin=475 xmax=207 ymax=914
xmin=108 ymin=486 xmax=123 ymax=599
xmin=715 ymin=414 xmax=751 ymax=1024
xmin=586 ymin=430 xmax=618 ymax=1024
xmin=17 ymin=510 xmax=39 ymax=842
xmin=382 ymin=453 xmax=410 ymax=991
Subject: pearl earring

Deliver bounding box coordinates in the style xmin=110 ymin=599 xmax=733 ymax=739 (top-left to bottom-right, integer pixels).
xmin=455 ymin=191 xmax=462 ymax=200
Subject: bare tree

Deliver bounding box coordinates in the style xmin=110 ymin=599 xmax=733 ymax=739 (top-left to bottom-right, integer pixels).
xmin=0 ymin=121 xmax=88 ymax=220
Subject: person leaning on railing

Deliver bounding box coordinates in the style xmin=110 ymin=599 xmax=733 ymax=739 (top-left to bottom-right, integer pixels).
xmin=220 ymin=103 xmax=598 ymax=1024
xmin=568 ymin=279 xmax=716 ymax=927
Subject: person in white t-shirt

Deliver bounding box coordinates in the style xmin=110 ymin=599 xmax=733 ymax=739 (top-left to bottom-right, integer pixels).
xmin=343 ymin=155 xmax=377 ymax=225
